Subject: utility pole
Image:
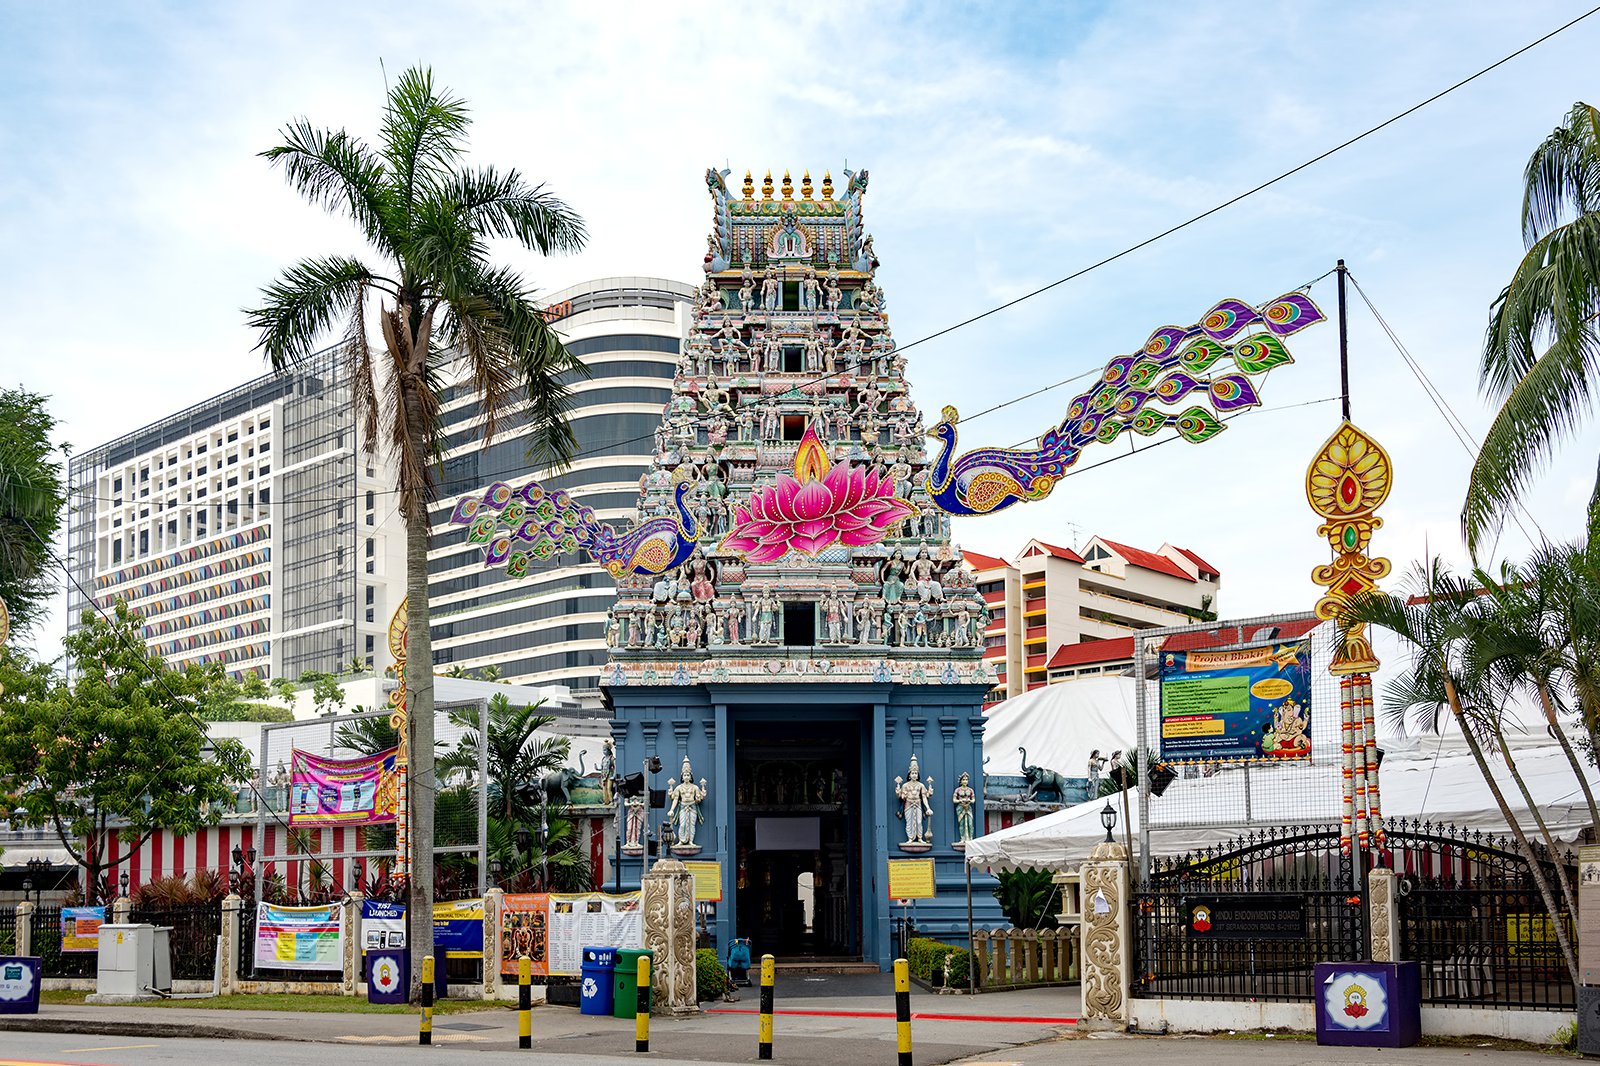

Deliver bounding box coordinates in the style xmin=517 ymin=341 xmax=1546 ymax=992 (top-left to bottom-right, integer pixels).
xmin=1337 ymin=259 xmax=1351 ymax=422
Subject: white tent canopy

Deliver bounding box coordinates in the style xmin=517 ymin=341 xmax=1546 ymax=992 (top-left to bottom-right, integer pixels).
xmin=966 ymin=729 xmax=1599 ymax=872
xmin=981 ymin=676 xmax=1140 ymax=778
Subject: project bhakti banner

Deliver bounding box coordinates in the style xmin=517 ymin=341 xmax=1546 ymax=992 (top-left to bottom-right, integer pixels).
xmin=288 ymin=747 xmax=400 ymax=827
xmin=1159 ymin=639 xmax=1312 ymax=762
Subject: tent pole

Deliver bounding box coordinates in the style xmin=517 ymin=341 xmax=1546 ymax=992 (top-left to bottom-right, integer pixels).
xmin=1134 ymin=634 xmax=1150 ymax=883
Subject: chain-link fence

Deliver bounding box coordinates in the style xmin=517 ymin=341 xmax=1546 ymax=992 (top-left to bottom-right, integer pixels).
xmin=1136 ymin=613 xmax=1344 ymax=879
xmin=253 ymin=702 xmax=488 ymax=904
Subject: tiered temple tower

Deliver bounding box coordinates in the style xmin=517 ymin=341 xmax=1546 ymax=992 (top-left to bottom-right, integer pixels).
xmin=604 ymin=166 xmax=1001 ymax=967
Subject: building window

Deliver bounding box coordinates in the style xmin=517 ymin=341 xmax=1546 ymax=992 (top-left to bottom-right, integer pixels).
xmin=365 ymin=538 xmax=374 ymax=558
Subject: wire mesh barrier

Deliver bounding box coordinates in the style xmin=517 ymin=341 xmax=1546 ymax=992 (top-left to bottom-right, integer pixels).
xmin=1136 ymin=615 xmax=1344 ymax=847
xmin=33 ymin=904 xmax=98 ymax=978
xmin=1390 ymin=821 xmax=1577 ymax=1011
xmin=129 ymin=901 xmax=222 ymax=981
xmin=253 ymin=703 xmax=489 ymax=901
xmin=1133 ymin=824 xmax=1363 ymax=1002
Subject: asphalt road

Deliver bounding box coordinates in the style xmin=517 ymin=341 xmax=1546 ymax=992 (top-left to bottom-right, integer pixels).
xmin=0 ymin=1030 xmax=1564 ymax=1066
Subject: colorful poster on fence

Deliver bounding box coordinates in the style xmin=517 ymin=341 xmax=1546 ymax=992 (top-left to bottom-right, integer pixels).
xmin=288 ymin=747 xmax=399 ymax=827
xmin=499 ymin=893 xmax=550 ymax=976
xmin=1159 ymin=639 xmax=1312 ymax=762
xmin=60 ymin=906 xmax=105 ymax=952
xmin=360 ymin=899 xmax=407 ymax=953
xmin=546 ymin=893 xmax=642 ymax=976
xmin=433 ymin=898 xmax=484 ymax=959
xmin=254 ymin=903 xmax=343 ymax=971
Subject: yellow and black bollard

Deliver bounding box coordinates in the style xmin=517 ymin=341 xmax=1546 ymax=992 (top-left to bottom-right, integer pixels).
xmin=635 ymin=954 xmax=652 ymax=1053
xmin=893 ymin=957 xmax=912 ymax=1066
xmin=517 ymin=954 xmax=532 ymax=1050
xmin=419 ymin=954 xmax=435 ymax=1046
xmin=758 ymin=954 xmax=775 ymax=1060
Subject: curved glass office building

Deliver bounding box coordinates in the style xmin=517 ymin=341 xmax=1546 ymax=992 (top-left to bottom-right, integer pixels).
xmin=427 ymin=277 xmax=695 ymax=701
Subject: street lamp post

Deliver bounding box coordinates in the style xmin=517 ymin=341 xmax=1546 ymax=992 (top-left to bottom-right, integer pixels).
xmin=21 ymin=878 xmax=32 ymax=905
xmin=119 ymin=870 xmax=130 ymax=899
xmin=641 ymin=757 xmax=661 ymax=879
xmin=1100 ymin=801 xmax=1117 ymax=844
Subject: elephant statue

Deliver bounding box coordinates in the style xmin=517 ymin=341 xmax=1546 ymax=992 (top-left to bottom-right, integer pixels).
xmin=526 ymin=766 xmax=584 ymax=807
xmin=1018 ymin=746 xmax=1069 ymax=803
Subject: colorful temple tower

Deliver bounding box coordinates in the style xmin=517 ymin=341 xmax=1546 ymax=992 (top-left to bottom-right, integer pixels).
xmin=603 ymin=166 xmax=1003 ymax=966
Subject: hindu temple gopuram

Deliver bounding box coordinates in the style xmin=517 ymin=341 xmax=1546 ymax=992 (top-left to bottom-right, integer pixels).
xmin=602 ymin=167 xmax=1003 ymax=965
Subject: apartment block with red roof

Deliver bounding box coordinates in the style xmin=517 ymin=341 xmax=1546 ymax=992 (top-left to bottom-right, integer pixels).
xmin=970 ymin=536 xmax=1221 ymax=706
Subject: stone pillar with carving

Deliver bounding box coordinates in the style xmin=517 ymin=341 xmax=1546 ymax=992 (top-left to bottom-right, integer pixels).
xmin=641 ymin=859 xmax=698 ymax=1014
xmin=219 ymin=894 xmax=242 ymax=995
xmin=1367 ymin=867 xmax=1400 ymax=962
xmin=483 ymin=888 xmax=505 ymax=998
xmin=1078 ymin=839 xmax=1130 ymax=1029
xmin=112 ymin=896 xmax=132 ymax=924
xmin=342 ymin=891 xmax=364 ymax=994
xmin=14 ymin=901 xmax=32 ymax=957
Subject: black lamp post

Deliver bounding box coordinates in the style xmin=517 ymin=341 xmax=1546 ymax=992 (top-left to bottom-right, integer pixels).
xmin=661 ymin=820 xmax=676 ymax=856
xmin=490 ymin=858 xmax=503 ymax=889
xmin=351 ymin=860 xmax=365 ymax=892
xmin=21 ymin=878 xmax=32 ymax=905
xmin=1100 ymin=801 xmax=1117 ymax=844
xmin=515 ymin=826 xmax=532 ymax=857
xmin=119 ymin=870 xmax=130 ymax=898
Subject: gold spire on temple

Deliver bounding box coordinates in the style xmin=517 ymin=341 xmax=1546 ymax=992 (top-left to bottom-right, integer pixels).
xmin=801 ymin=171 xmax=813 ymax=199
xmin=762 ymin=170 xmax=774 ymax=200
xmin=821 ymin=171 xmax=833 ymax=200
xmin=742 ymin=170 xmax=754 ymax=200
xmin=781 ymin=170 xmax=794 ymax=200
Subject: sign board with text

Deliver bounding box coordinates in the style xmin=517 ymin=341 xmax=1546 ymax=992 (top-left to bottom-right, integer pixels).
xmin=887 ymin=859 xmax=936 ymax=900
xmin=1185 ymin=894 xmax=1306 ymax=940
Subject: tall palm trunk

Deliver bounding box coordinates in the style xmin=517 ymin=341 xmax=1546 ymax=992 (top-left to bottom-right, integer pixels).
xmin=400 ymin=366 xmax=437 ymax=999
xmin=1496 ymin=728 xmax=1578 ymax=920
xmin=1444 ymin=677 xmax=1578 ymax=985
xmin=1538 ymin=680 xmax=1600 ymax=831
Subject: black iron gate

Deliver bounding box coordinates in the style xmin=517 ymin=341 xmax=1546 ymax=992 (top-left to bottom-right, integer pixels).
xmin=1133 ymin=818 xmax=1578 ymax=1010
xmin=1133 ymin=823 xmax=1362 ymax=1001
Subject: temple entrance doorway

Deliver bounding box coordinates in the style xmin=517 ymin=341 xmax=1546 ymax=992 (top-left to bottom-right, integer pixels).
xmin=733 ymin=717 xmax=862 ymax=959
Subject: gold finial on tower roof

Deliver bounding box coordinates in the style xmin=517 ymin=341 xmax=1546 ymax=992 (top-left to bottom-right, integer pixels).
xmin=762 ymin=171 xmax=774 ymax=200
xmin=781 ymin=170 xmax=794 ymax=200
xmin=743 ymin=171 xmax=754 ymax=200
xmin=821 ymin=171 xmax=833 ymax=200
xmin=801 ymin=171 xmax=813 ymax=199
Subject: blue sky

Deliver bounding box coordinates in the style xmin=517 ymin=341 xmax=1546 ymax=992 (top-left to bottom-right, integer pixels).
xmin=5 ymin=1 xmax=1600 ymax=663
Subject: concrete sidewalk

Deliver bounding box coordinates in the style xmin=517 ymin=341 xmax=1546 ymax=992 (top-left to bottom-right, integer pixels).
xmin=0 ymin=985 xmax=1080 ymax=1066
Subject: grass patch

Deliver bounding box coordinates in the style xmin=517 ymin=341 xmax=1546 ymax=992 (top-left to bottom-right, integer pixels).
xmin=41 ymin=989 xmax=510 ymax=1015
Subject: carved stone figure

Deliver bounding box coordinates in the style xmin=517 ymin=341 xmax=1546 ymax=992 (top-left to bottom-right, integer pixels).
xmin=910 ymin=547 xmax=945 ymax=602
xmin=893 ymin=754 xmax=934 ymax=849
xmin=739 ymin=267 xmax=755 ymax=312
xmin=1086 ymin=750 xmax=1107 ymax=797
xmin=755 ymin=588 xmax=778 ymax=645
xmin=881 ymin=549 xmax=907 ymax=604
xmin=599 ymin=740 xmax=617 ymax=807
xmin=800 ymin=267 xmax=820 ymax=311
xmin=824 ymin=269 xmax=843 ymax=313
xmin=1018 ymin=746 xmax=1070 ymax=803
xmin=952 ymin=772 xmax=977 ymax=847
xmin=761 ymin=270 xmax=781 ymax=312
xmin=727 ymin=594 xmax=745 ymax=646
xmin=667 ymin=756 xmax=708 ymax=851
xmin=623 ymin=795 xmax=647 ymax=852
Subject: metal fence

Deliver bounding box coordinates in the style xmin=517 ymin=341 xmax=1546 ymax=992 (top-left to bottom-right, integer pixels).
xmin=1390 ymin=820 xmax=1576 ymax=1011
xmin=34 ymin=904 xmax=97 ymax=978
xmin=1133 ymin=824 xmax=1363 ymax=1002
xmin=129 ymin=901 xmax=222 ymax=982
xmin=0 ymin=906 xmax=14 ymax=955
xmin=236 ymin=896 xmax=343 ymax=984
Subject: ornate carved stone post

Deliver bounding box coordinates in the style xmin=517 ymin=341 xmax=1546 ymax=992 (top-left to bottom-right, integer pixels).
xmin=483 ymin=888 xmax=505 ymax=998
xmin=342 ymin=891 xmax=364 ymax=995
xmin=112 ymin=896 xmax=132 ymax=924
xmin=1367 ymin=867 xmax=1400 ymax=962
xmin=1079 ymin=839 xmax=1130 ymax=1029
xmin=219 ymin=894 xmax=241 ymax=996
xmin=14 ymin=901 xmax=32 ymax=957
xmin=641 ymin=859 xmax=698 ymax=1014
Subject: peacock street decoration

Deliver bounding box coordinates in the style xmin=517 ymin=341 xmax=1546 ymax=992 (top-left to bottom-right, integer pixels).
xmin=450 ymin=478 xmax=700 ymax=579
xmin=923 ymin=291 xmax=1325 ymax=517
xmin=449 ymin=289 xmax=1326 ymax=577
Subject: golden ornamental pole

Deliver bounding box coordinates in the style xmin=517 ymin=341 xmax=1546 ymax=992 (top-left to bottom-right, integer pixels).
xmin=387 ymin=596 xmax=410 ymax=883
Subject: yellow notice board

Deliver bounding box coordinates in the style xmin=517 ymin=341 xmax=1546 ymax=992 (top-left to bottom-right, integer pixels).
xmin=683 ymin=861 xmax=723 ymax=902
xmin=887 ymin=858 xmax=936 ymax=900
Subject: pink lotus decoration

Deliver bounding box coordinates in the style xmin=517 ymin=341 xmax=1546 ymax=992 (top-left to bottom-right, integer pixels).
xmin=721 ymin=424 xmax=915 ymax=562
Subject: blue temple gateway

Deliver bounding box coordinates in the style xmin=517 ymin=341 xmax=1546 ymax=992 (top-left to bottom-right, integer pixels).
xmin=601 ymin=166 xmax=1004 ymax=968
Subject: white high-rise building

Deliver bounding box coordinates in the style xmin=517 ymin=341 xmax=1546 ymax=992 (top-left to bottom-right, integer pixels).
xmin=67 ymin=349 xmax=406 ymax=679
xmin=427 ymin=277 xmax=696 ymax=701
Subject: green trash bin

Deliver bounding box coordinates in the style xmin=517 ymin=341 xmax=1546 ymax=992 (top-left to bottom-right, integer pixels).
xmin=613 ymin=948 xmax=654 ymax=1019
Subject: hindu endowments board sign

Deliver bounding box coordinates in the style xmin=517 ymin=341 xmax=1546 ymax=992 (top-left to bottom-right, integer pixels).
xmin=289 ymin=747 xmax=400 ymax=827
xmin=499 ymin=893 xmax=643 ymax=976
xmin=255 ymin=903 xmax=343 ymax=970
xmin=60 ymin=907 xmax=105 ymax=952
xmin=1159 ymin=639 xmax=1312 ymax=762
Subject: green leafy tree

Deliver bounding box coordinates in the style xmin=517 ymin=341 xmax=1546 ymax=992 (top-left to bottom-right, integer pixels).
xmin=247 ymin=66 xmax=586 ymax=976
xmin=0 ymin=602 xmax=251 ymax=902
xmin=439 ymin=694 xmax=567 ymax=820
xmin=1468 ymin=102 xmax=1600 ymax=552
xmin=0 ymin=386 xmax=66 ymax=637
xmin=1340 ymin=561 xmax=1579 ymax=986
xmin=300 ymin=670 xmax=347 ymax=716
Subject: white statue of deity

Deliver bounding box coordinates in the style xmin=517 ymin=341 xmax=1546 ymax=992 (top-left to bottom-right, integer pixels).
xmin=894 ymin=754 xmax=934 ymax=849
xmin=667 ymin=756 xmax=709 ymax=851
xmin=952 ymin=771 xmax=977 ymax=847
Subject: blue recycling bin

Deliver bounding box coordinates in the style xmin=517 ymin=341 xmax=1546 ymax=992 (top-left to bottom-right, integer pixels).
xmin=580 ymin=946 xmax=618 ymax=1016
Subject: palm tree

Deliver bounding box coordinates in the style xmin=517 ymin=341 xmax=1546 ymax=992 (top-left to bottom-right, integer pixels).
xmin=438 ymin=694 xmax=569 ymax=821
xmin=1340 ymin=561 xmax=1580 ymax=986
xmin=247 ymin=67 xmax=586 ymax=981
xmin=1467 ymin=101 xmax=1600 ymax=554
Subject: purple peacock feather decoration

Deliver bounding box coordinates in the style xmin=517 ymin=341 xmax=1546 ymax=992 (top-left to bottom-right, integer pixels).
xmin=924 ymin=290 xmax=1325 ymax=517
